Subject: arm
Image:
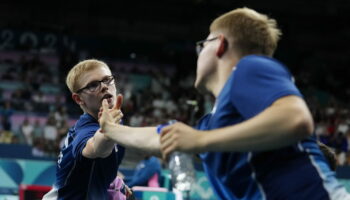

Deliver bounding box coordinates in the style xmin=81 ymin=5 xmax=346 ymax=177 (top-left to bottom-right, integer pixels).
xmin=99 ymin=97 xmax=161 ymax=156
xmin=82 ymin=129 xmax=115 ymax=159
xmin=160 ymin=95 xmax=314 ymax=158
xmin=82 ymin=96 xmax=123 ymax=159
xmin=103 ymin=125 xmax=161 ymax=156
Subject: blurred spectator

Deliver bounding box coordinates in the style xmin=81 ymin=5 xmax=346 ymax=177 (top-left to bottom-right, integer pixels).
xmin=337 ymin=119 xmax=349 ymax=135
xmin=126 ymin=156 xmax=162 ymax=188
xmin=43 ymin=116 xmax=58 ymax=142
xmin=54 ymin=105 xmax=68 ymax=128
xmin=21 ymin=118 xmax=34 ymax=145
xmin=32 ymin=119 xmax=43 ymax=140
xmin=32 ymin=138 xmax=46 ymax=157
xmin=129 ymin=113 xmax=144 ymax=127
xmin=0 ymin=101 xmax=14 ymax=131
xmin=0 ymin=130 xmax=13 ymax=143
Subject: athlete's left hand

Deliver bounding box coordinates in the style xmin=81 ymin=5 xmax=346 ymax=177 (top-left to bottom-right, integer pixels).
xmin=159 ymin=122 xmax=204 ymax=160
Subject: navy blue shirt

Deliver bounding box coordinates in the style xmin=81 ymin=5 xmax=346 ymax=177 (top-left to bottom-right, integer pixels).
xmin=53 ymin=113 xmax=125 ymax=200
xmin=198 ymin=55 xmax=349 ymax=200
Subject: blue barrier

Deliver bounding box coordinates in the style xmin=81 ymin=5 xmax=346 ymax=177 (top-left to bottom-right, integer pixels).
xmin=0 ymin=144 xmax=55 ymax=161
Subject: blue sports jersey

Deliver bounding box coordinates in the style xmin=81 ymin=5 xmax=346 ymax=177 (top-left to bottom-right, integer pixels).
xmin=44 ymin=113 xmax=125 ymax=200
xmin=198 ymin=55 xmax=349 ymax=200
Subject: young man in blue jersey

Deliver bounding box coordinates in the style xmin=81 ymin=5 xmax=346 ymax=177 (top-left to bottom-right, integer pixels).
xmin=99 ymin=7 xmax=350 ymax=200
xmin=157 ymin=8 xmax=350 ymax=200
xmin=43 ymin=59 xmax=127 ymax=200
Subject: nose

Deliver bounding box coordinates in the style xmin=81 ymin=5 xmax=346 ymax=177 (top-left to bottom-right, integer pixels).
xmin=100 ymin=82 xmax=109 ymax=92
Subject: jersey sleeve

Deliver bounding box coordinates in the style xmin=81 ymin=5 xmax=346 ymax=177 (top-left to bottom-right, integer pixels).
xmin=230 ymin=56 xmax=302 ymax=119
xmin=71 ymin=124 xmax=99 ymax=161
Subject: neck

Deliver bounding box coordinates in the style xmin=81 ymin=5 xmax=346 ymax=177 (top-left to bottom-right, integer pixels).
xmin=83 ymin=108 xmax=98 ymax=120
xmin=210 ymin=57 xmax=239 ymax=97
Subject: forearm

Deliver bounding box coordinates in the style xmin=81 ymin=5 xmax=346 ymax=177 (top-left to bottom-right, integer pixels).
xmin=83 ymin=129 xmax=115 ymax=158
xmin=105 ymin=125 xmax=161 ymax=156
xmin=93 ymin=129 xmax=116 ymax=156
xmin=202 ymin=96 xmax=314 ymax=152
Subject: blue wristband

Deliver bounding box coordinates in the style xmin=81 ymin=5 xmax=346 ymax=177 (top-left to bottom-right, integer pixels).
xmin=156 ymin=120 xmax=177 ymax=134
xmin=156 ymin=124 xmax=167 ymax=134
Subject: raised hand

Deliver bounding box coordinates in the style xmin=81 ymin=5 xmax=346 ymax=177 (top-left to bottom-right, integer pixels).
xmin=99 ymin=94 xmax=124 ymax=133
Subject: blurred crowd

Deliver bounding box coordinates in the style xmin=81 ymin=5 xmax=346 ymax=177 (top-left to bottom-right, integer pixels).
xmin=307 ymin=95 xmax=350 ymax=166
xmin=0 ymin=50 xmax=349 ymax=168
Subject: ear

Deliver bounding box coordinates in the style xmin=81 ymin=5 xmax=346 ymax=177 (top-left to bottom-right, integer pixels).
xmin=72 ymin=93 xmax=84 ymax=106
xmin=216 ymin=36 xmax=227 ymax=58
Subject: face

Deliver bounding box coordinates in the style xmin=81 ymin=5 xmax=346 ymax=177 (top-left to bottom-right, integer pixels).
xmin=75 ymin=65 xmax=117 ymax=117
xmin=195 ymin=33 xmax=220 ymax=93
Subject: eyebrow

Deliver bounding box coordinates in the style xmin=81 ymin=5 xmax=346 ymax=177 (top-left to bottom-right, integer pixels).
xmin=87 ymin=75 xmax=112 ymax=83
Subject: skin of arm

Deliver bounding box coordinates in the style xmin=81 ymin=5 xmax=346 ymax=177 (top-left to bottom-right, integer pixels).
xmin=83 ymin=129 xmax=115 ymax=158
xmin=102 ymin=125 xmax=161 ymax=156
xmin=160 ymin=95 xmax=314 ymax=159
xmin=82 ymin=97 xmax=123 ymax=159
xmin=99 ymin=98 xmax=161 ymax=156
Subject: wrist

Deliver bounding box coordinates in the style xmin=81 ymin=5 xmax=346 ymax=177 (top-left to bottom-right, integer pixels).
xmin=100 ymin=121 xmax=115 ymax=138
xmin=97 ymin=128 xmax=112 ymax=141
xmin=197 ymin=130 xmax=209 ymax=153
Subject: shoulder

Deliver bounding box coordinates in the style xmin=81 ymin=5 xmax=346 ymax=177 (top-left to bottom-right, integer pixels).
xmin=75 ymin=114 xmax=99 ymax=132
xmin=69 ymin=114 xmax=99 ymax=145
xmin=236 ymin=55 xmax=289 ymax=74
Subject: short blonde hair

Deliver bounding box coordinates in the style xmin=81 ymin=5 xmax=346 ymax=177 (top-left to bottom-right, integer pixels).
xmin=66 ymin=59 xmax=110 ymax=93
xmin=210 ymin=7 xmax=282 ymax=57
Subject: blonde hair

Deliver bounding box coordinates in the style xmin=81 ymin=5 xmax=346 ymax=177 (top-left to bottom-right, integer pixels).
xmin=210 ymin=7 xmax=282 ymax=57
xmin=66 ymin=59 xmax=110 ymax=93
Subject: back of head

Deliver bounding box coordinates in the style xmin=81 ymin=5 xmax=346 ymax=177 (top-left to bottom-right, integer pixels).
xmin=66 ymin=59 xmax=110 ymax=93
xmin=210 ymin=7 xmax=282 ymax=57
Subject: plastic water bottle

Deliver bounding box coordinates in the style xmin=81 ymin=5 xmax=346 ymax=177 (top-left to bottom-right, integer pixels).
xmin=157 ymin=120 xmax=196 ymax=198
xmin=168 ymin=152 xmax=196 ymax=191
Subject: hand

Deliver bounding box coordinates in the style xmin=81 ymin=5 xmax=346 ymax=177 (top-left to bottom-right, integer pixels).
xmin=124 ymin=184 xmax=133 ymax=199
xmin=159 ymin=122 xmax=204 ymax=160
xmin=99 ymin=94 xmax=124 ymax=134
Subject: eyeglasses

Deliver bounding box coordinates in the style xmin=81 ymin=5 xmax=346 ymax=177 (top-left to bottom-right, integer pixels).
xmin=195 ymin=36 xmax=219 ymax=56
xmin=76 ymin=75 xmax=115 ymax=93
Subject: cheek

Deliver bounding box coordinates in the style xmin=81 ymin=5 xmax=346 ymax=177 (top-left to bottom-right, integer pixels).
xmin=197 ymin=54 xmax=214 ymax=77
xmin=110 ymin=85 xmax=117 ymax=93
xmin=196 ymin=55 xmax=206 ymax=76
xmin=85 ymin=96 xmax=100 ymax=107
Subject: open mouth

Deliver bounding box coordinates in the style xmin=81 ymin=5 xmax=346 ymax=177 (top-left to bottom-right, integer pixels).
xmin=101 ymin=94 xmax=113 ymax=103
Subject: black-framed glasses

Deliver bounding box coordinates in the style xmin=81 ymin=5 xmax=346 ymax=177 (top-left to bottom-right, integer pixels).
xmin=195 ymin=36 xmax=219 ymax=56
xmin=76 ymin=75 xmax=115 ymax=93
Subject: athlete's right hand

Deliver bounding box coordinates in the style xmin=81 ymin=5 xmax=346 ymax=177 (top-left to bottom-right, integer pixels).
xmin=99 ymin=94 xmax=124 ymax=134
